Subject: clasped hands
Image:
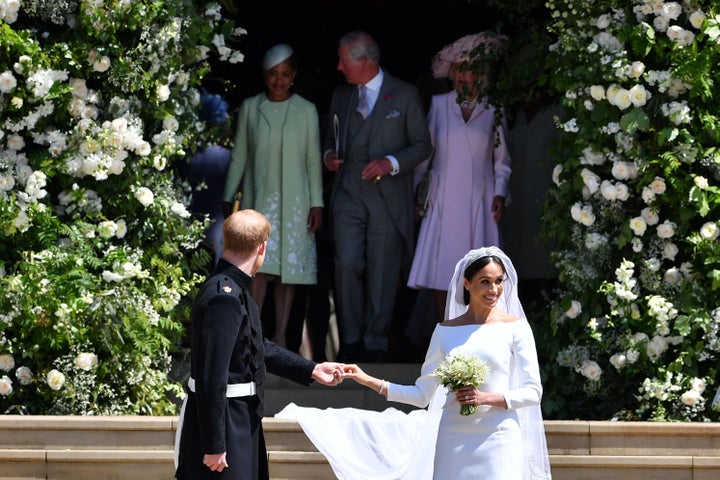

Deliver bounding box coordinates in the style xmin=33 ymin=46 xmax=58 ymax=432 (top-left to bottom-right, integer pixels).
xmin=324 ymin=151 xmax=392 ymax=184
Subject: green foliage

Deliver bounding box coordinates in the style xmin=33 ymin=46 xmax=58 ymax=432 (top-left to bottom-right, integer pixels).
xmin=542 ymin=0 xmax=720 ymax=421
xmin=0 ymin=1 xmax=243 ymax=414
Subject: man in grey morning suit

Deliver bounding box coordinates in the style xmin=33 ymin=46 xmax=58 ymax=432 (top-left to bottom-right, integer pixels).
xmin=324 ymin=31 xmax=432 ymax=362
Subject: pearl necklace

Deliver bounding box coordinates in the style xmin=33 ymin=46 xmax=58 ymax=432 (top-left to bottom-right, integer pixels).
xmin=460 ymin=97 xmax=478 ymax=110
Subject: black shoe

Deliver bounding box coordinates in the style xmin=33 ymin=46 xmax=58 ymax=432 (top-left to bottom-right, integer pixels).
xmin=337 ymin=342 xmax=364 ymax=363
xmin=365 ymin=349 xmax=387 ymax=363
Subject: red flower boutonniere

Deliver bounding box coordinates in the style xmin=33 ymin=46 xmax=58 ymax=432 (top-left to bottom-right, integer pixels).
xmin=383 ymin=92 xmax=395 ymax=101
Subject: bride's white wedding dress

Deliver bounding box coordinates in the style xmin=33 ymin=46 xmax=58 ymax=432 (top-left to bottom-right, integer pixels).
xmin=278 ymin=318 xmax=550 ymax=480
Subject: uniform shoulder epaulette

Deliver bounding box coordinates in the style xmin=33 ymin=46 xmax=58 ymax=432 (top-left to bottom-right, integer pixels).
xmin=217 ymin=276 xmax=235 ymax=295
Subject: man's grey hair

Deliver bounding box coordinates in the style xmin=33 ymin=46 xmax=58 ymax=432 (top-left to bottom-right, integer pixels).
xmin=339 ymin=31 xmax=380 ymax=63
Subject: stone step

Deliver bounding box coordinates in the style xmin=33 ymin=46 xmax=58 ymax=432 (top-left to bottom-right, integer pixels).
xmin=2 ymin=448 xmax=719 ymax=480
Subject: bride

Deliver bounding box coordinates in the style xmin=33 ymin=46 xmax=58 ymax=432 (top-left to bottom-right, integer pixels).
xmin=278 ymin=247 xmax=551 ymax=479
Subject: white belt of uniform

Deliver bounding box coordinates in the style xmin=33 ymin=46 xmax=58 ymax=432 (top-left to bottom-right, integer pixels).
xmin=174 ymin=377 xmax=257 ymax=468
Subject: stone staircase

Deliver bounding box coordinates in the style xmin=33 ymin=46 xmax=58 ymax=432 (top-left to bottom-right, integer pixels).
xmin=1 ymin=364 xmax=719 ymax=480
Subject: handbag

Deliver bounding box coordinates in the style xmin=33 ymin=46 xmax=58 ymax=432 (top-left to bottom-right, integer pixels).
xmin=416 ymin=168 xmax=432 ymax=217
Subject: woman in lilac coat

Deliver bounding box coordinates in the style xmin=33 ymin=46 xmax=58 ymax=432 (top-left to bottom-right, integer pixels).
xmin=408 ymin=33 xmax=512 ymax=319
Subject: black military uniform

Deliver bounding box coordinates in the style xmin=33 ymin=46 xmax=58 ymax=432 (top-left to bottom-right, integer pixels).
xmin=176 ymin=258 xmax=317 ymax=480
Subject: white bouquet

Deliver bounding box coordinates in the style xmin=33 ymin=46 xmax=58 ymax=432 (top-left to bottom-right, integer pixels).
xmin=432 ymin=354 xmax=490 ymax=415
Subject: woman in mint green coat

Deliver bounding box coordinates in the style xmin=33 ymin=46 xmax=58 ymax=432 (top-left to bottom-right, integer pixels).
xmin=223 ymin=44 xmax=323 ymax=347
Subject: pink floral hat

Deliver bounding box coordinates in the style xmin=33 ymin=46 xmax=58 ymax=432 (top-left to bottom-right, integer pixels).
xmin=431 ymin=32 xmax=506 ymax=79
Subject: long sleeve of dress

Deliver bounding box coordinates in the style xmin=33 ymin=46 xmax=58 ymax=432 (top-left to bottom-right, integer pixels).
xmin=502 ymin=320 xmax=543 ymax=410
xmin=492 ymin=113 xmax=512 ymax=198
xmin=386 ymin=327 xmax=444 ymax=408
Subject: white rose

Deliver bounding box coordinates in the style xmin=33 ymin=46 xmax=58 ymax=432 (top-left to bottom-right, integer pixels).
xmin=157 ymin=84 xmax=171 ymax=102
xmin=163 ymin=116 xmax=179 ymax=132
xmin=631 ymin=238 xmax=643 ymax=253
xmin=626 ymin=349 xmax=640 ymax=363
xmin=609 ymin=353 xmax=626 ymax=370
xmin=678 ymin=30 xmax=695 ymax=47
xmin=15 ymin=366 xmax=33 ymax=385
xmin=600 ymin=180 xmax=617 ymax=201
xmin=641 ymin=207 xmax=659 ymax=225
xmin=98 ymin=221 xmax=117 ymax=239
xmin=689 ymin=10 xmax=706 ymax=29
xmin=134 ymin=187 xmax=154 ymax=207
xmin=589 ymin=85 xmax=606 ymax=101
xmin=596 ymin=14 xmax=612 ymax=29
xmin=629 ymin=216 xmax=647 ymax=236
xmin=93 ymin=56 xmax=111 ymax=72
xmin=0 ymin=376 xmax=12 ymax=396
xmin=0 ymin=71 xmax=17 ymax=93
xmin=656 ymin=220 xmax=676 ymax=239
xmin=649 ymin=177 xmax=666 ymax=194
xmin=646 ymin=335 xmax=668 ymax=361
xmin=645 ymin=258 xmax=661 ymax=272
xmin=664 ymin=267 xmax=681 ymax=285
xmin=642 ymin=186 xmax=655 ymax=204
xmin=7 ymin=134 xmax=25 ymax=151
xmin=662 ymin=2 xmax=682 ymax=20
xmin=663 ymin=242 xmax=678 ymax=261
xmin=699 ymin=222 xmax=719 ymax=240
xmin=74 ymin=352 xmax=98 ymax=371
xmin=615 ymin=183 xmax=629 ymax=201
xmin=579 ymin=360 xmax=602 ymax=381
xmin=680 ymin=389 xmax=701 ymax=406
xmin=630 ymin=61 xmax=645 ymax=78
xmin=116 ymin=219 xmax=127 ymax=239
xmin=566 ymin=300 xmax=582 ymax=319
xmin=171 ymin=202 xmax=191 ymax=218
xmin=610 ymin=88 xmax=632 ymax=110
xmin=46 ymin=369 xmax=65 ymax=391
xmin=629 ymin=84 xmax=650 ymax=107
xmin=611 ymin=161 xmax=634 ymax=180
xmin=694 ymin=176 xmax=709 ymax=189
xmin=690 ymin=377 xmax=706 ymax=393
xmin=0 ymin=354 xmax=15 ymax=371
xmin=552 ymin=164 xmax=563 ymax=186
xmin=653 ymin=15 xmax=669 ymax=32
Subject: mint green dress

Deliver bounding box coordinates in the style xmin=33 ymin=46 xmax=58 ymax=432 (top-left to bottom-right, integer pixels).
xmin=223 ymin=93 xmax=323 ymax=284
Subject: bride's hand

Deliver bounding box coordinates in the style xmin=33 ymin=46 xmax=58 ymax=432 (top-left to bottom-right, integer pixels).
xmin=342 ymin=364 xmax=371 ymax=383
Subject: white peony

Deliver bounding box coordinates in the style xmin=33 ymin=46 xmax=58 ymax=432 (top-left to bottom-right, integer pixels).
xmin=630 ymin=61 xmax=645 ymax=78
xmin=0 ymin=70 xmax=17 ymax=93
xmin=629 ymin=84 xmax=650 ymax=107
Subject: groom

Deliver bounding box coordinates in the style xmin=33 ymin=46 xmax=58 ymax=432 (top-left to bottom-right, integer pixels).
xmin=323 ymin=30 xmax=432 ymax=362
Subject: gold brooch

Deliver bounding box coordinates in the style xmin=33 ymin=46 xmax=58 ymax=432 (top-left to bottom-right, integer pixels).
xmin=223 ymin=286 xmax=232 ymax=293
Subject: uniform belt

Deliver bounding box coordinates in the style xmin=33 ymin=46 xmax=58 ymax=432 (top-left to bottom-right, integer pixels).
xmin=188 ymin=377 xmax=257 ymax=397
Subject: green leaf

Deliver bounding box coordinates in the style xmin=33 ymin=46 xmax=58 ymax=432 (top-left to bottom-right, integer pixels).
xmin=620 ymin=108 xmax=650 ymax=134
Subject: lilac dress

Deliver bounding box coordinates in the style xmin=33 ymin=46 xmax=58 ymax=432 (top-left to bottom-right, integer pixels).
xmin=408 ymin=91 xmax=512 ymax=291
